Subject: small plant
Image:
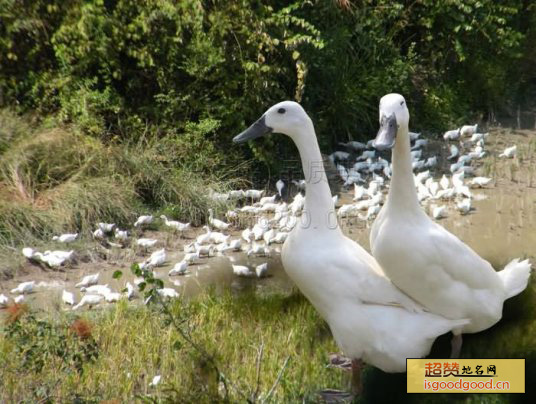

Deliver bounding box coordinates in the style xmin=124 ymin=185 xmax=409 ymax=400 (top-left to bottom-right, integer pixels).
xmin=3 ymin=304 xmax=99 ymax=375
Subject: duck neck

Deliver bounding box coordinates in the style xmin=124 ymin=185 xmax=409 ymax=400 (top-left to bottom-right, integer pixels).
xmin=291 ymin=119 xmax=339 ymax=231
xmin=387 ymin=125 xmax=421 ymax=212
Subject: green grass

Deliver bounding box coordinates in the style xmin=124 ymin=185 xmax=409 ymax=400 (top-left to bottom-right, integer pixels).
xmin=0 ymin=291 xmax=341 ymax=403
xmin=1 ymin=282 xmax=535 ymax=403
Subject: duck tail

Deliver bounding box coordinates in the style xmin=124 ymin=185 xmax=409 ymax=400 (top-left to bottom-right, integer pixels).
xmin=499 ymin=258 xmax=532 ymax=299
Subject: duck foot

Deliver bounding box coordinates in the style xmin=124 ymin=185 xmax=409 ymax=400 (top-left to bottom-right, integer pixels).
xmin=317 ymin=389 xmax=354 ymax=403
xmin=328 ymin=353 xmax=352 ymax=371
xmin=450 ymin=334 xmax=463 ymax=358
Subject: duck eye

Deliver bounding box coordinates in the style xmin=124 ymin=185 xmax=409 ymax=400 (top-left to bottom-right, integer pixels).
xmin=400 ymin=101 xmax=404 ymax=106
xmin=277 ymin=108 xmax=286 ymax=114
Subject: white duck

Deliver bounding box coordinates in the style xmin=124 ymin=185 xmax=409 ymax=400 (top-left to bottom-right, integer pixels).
xmin=149 ymin=375 xmax=162 ymax=387
xmin=97 ymin=222 xmax=115 ymax=233
xmin=430 ymin=205 xmax=447 ymax=220
xmin=141 ymin=248 xmax=166 ymax=268
xmin=499 ymin=145 xmax=517 ymax=158
xmin=471 ymin=177 xmax=492 ymax=188
xmin=276 ymin=179 xmax=285 ymax=197
xmin=255 ymin=263 xmax=269 ymax=278
xmin=183 ymin=252 xmax=199 ymax=264
xmin=169 ymin=260 xmax=188 ymax=276
xmin=196 ymin=226 xmax=212 ymax=245
xmin=114 ymin=229 xmax=129 ymax=241
xmin=40 ymin=250 xmax=74 ymax=268
xmin=233 ymin=101 xmax=467 ymax=388
xmin=227 ymin=239 xmax=242 ymax=251
xmin=460 ymin=124 xmax=478 ymax=137
xmin=259 ymin=195 xmax=277 ymax=206
xmin=161 ymin=215 xmax=191 ymax=233
xmin=134 ymin=215 xmax=153 ymax=227
xmin=62 ymin=290 xmax=76 ymax=305
xmin=229 ymin=190 xmax=245 ymax=199
xmin=208 ymin=230 xmax=230 ymax=244
xmin=443 ymin=129 xmax=460 ymax=140
xmin=194 ymin=243 xmax=214 ymax=257
xmin=52 ymin=233 xmax=78 ymax=243
xmin=11 ymin=281 xmax=35 ymax=294
xmin=104 ymin=292 xmax=121 ymax=303
xmin=370 ymin=93 xmax=532 ymax=356
xmin=125 ymin=282 xmax=136 ymax=300
xmin=136 ymin=238 xmax=158 ymax=248
xmin=244 ymin=189 xmax=264 ymax=200
xmin=157 ymin=288 xmax=179 ymax=299
xmin=93 ymin=228 xmax=105 ymax=240
xmin=73 ymin=294 xmax=103 ymax=310
xmin=456 ymin=198 xmax=472 ymax=215
xmin=75 ymin=273 xmax=100 ymax=288
xmin=232 ymin=264 xmax=253 ymax=277
xmin=246 ymin=243 xmax=270 ymax=257
xmin=447 ymin=144 xmax=459 ymax=160
xmin=80 ymin=284 xmax=112 ymax=296
xmin=22 ymin=247 xmax=37 ymax=260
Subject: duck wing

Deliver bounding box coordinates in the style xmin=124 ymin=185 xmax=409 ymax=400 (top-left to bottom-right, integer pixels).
xmin=427 ymin=222 xmax=500 ymax=290
xmin=338 ymin=237 xmax=424 ymax=312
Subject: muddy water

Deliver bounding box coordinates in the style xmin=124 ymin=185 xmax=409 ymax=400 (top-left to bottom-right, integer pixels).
xmin=341 ymin=187 xmax=536 ymax=267
xmin=0 ymin=250 xmax=294 ymax=312
xmin=2 ymin=128 xmax=535 ymax=311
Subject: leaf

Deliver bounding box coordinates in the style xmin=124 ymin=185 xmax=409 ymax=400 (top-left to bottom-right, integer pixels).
xmin=112 ymin=270 xmax=123 ymax=279
xmin=138 ymin=282 xmax=146 ymax=292
xmin=131 ymin=263 xmax=141 ymax=276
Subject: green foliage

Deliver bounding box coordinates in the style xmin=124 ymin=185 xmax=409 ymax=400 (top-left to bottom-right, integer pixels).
xmin=2 ymin=282 xmax=534 ymax=402
xmin=0 ymin=0 xmax=534 ymax=170
xmin=3 ymin=309 xmax=99 ymax=375
xmin=0 ymin=289 xmax=337 ymax=402
xmin=300 ymin=0 xmax=532 ymax=142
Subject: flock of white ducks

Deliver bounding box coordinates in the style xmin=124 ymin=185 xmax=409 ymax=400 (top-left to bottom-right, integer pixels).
xmin=2 ymin=95 xmax=531 ymax=394
xmin=9 ymin=202 xmax=285 ymax=309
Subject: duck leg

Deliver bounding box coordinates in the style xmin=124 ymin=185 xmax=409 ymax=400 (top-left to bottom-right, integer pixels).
xmin=350 ymin=359 xmax=364 ymax=395
xmin=318 ymin=354 xmax=359 ymax=402
xmin=450 ymin=334 xmax=463 ymax=358
xmin=326 ymin=354 xmax=364 ymax=394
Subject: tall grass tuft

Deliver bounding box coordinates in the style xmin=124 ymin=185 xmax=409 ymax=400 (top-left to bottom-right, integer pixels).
xmin=0 ymin=110 xmax=241 ymax=275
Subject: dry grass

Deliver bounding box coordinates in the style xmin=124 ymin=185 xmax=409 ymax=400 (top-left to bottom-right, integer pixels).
xmin=0 ymin=110 xmax=241 ymax=276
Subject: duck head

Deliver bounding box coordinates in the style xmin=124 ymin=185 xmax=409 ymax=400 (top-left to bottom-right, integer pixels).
xmin=373 ymin=93 xmax=410 ymax=151
xmin=233 ymin=101 xmax=311 ymax=143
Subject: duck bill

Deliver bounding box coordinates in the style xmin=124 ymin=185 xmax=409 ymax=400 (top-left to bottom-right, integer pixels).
xmin=233 ymin=115 xmax=273 ymax=143
xmin=373 ymin=113 xmax=397 ymax=151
